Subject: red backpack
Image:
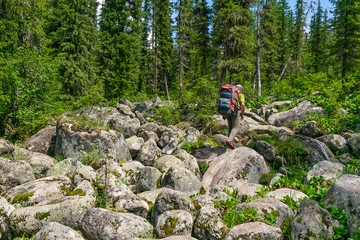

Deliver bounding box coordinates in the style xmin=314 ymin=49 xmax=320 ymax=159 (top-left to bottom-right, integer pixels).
xmin=217 ymin=85 xmax=239 ymax=116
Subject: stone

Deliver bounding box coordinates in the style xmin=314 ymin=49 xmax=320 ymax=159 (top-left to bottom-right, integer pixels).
xmin=0 ymin=197 xmax=15 ymax=240
xmin=268 ymin=101 xmax=292 ymax=109
xmin=348 ymin=133 xmax=360 ymax=157
xmin=297 ymin=121 xmax=323 ymax=138
xmin=249 ymin=124 xmax=294 ymax=135
xmin=193 ymin=205 xmax=226 ymax=240
xmin=255 ymin=140 xmax=276 ymax=161
xmin=32 ymin=222 xmax=85 ymax=240
xmin=162 ymin=139 xmax=179 ymax=155
xmin=305 ymin=161 xmax=346 ymax=184
xmin=154 ymin=155 xmax=186 ymax=173
xmin=202 ymin=147 xmax=271 ymax=191
xmin=268 ymin=101 xmax=327 ymax=127
xmin=55 ymin=118 xmax=132 ymax=162
xmin=212 ymin=134 xmax=227 ymax=144
xmin=158 ymin=130 xmax=177 ymax=149
xmin=0 ymin=161 xmax=35 ymax=192
xmin=78 ymin=208 xmax=153 ymax=240
xmin=116 ymin=103 xmax=135 ymax=118
xmin=173 ymin=149 xmax=201 ymax=179
xmin=193 ymin=146 xmax=227 ymax=160
xmin=265 ymin=188 xmax=308 ymax=202
xmin=9 ymin=195 xmax=95 ymax=236
xmin=337 ymin=153 xmax=352 ymax=164
xmin=13 ymin=148 xmax=57 ymax=178
xmin=151 ymin=188 xmax=196 ymax=225
xmin=236 ymin=198 xmax=295 ymax=228
xmin=324 ymin=174 xmax=360 ymax=237
xmin=224 ymin=222 xmax=283 ymax=240
xmin=119 ymin=98 xmax=136 ymax=110
xmin=265 ymin=108 xmax=278 ymax=120
xmin=290 ymin=199 xmax=339 ymax=240
xmin=3 ymin=176 xmax=72 ymax=206
xmin=0 ymin=139 xmax=14 ymax=156
xmin=270 ymin=173 xmax=284 ymax=186
xmin=161 ymin=167 xmax=202 ymax=195
xmin=192 ymin=195 xmax=215 ymax=209
xmin=24 ymin=126 xmax=56 ymax=156
xmin=136 ymin=167 xmax=162 ymax=192
xmin=136 ymin=139 xmax=161 ymax=166
xmin=126 ymin=136 xmax=144 ymax=158
xmin=137 ymin=123 xmax=162 ymax=134
xmin=317 ymin=134 xmax=349 ymax=153
xmin=155 ymin=210 xmax=193 ymax=238
xmin=135 ymin=111 xmax=146 ymax=125
xmin=355 ymin=123 xmax=360 ymax=132
xmin=138 ymin=189 xmax=163 ymax=205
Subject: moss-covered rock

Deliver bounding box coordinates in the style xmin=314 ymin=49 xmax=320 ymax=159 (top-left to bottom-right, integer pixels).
xmin=155 ymin=210 xmax=193 ymax=238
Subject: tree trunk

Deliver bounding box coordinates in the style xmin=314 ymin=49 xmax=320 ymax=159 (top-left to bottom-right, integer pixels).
xmin=164 ymin=74 xmax=170 ymax=101
xmin=178 ymin=0 xmax=183 ymax=105
xmin=203 ymin=55 xmax=206 ymax=76
xmin=256 ymin=0 xmax=261 ymax=101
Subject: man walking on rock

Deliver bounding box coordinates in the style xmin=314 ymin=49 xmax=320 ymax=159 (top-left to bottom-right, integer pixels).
xmin=226 ymin=85 xmax=245 ymax=149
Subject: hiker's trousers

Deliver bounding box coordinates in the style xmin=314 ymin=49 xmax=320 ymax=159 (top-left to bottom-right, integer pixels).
xmin=227 ymin=111 xmax=241 ymax=141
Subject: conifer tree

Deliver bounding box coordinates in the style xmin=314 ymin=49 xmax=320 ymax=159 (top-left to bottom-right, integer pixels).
xmin=99 ymin=0 xmax=144 ymax=99
xmin=293 ymin=0 xmax=305 ymax=72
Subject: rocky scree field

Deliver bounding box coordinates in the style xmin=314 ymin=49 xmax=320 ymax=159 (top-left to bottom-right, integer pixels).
xmin=0 ymin=97 xmax=360 ymax=240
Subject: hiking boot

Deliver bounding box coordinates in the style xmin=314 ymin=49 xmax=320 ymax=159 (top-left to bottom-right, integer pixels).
xmin=226 ymin=141 xmax=235 ymax=150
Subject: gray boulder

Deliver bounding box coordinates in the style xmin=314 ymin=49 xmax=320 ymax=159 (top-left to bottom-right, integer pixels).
xmin=356 ymin=123 xmax=360 ymax=132
xmin=24 ymin=126 xmax=56 ymax=156
xmin=192 ymin=195 xmax=215 ymax=209
xmin=55 ymin=118 xmax=131 ymax=162
xmin=212 ymin=134 xmax=227 ymax=144
xmin=13 ymin=148 xmax=57 ymax=178
xmin=0 ymin=139 xmax=14 ymax=156
xmin=173 ymin=149 xmax=201 ymax=179
xmin=138 ymin=189 xmax=163 ymax=205
xmin=32 ymin=222 xmax=85 ymax=240
xmin=78 ymin=208 xmax=153 ymax=240
xmin=270 ymin=173 xmax=284 ymax=186
xmin=155 ymin=210 xmax=193 ymax=238
xmin=290 ymin=199 xmax=339 ymax=240
xmin=305 ymin=161 xmax=345 ymax=184
xmin=3 ymin=176 xmax=72 ymax=206
xmin=236 ymin=198 xmax=294 ymax=228
xmin=126 ymin=136 xmax=144 ymax=158
xmin=162 ymin=139 xmax=180 ymax=155
xmin=193 ymin=205 xmax=226 ymax=240
xmin=202 ymin=147 xmax=271 ymax=191
xmin=161 ymin=167 xmax=202 ymax=195
xmin=0 ymin=161 xmax=35 ymax=192
xmin=268 ymin=101 xmax=327 ymax=127
xmin=136 ymin=139 xmax=161 ymax=166
xmin=265 ymin=188 xmax=308 ymax=202
xmin=248 ymin=125 xmax=293 ymax=135
xmin=268 ymin=100 xmax=292 ymax=109
xmin=255 ymin=140 xmax=276 ymax=161
xmin=297 ymin=121 xmax=323 ymax=138
xmin=324 ymin=174 xmax=360 ymax=237
xmin=337 ymin=153 xmax=352 ymax=164
xmin=193 ymin=146 xmax=227 ymax=160
xmin=348 ymin=133 xmax=360 ymax=157
xmin=317 ymin=134 xmax=349 ymax=153
xmin=0 ymin=197 xmax=15 ymax=240
xmin=136 ymin=167 xmax=162 ymax=192
xmin=154 ymin=155 xmax=186 ymax=173
xmin=119 ymin=98 xmax=136 ymax=110
xmin=116 ymin=103 xmax=135 ymax=118
xmin=158 ymin=130 xmax=177 ymax=149
xmin=224 ymin=222 xmax=283 ymax=240
xmin=151 ymin=188 xmax=196 ymax=225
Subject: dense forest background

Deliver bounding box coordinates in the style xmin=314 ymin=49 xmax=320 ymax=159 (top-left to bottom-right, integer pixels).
xmin=0 ymin=0 xmax=359 ymax=141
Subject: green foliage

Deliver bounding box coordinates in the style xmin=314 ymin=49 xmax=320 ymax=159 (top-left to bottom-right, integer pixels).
xmin=180 ymin=137 xmax=204 ymax=154
xmin=346 ymin=158 xmax=360 ymax=174
xmin=199 ymin=161 xmax=208 ymax=175
xmin=153 ymin=105 xmax=182 ymax=126
xmin=80 ymin=147 xmax=104 ymax=165
xmin=222 ymin=207 xmax=259 ymax=228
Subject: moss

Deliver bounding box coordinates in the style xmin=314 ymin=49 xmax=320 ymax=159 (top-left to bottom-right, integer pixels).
xmin=69 ymin=189 xmax=86 ymax=196
xmin=12 ymin=191 xmax=34 ymax=204
xmin=297 ymin=216 xmax=303 ymax=223
xmin=161 ymin=217 xmax=179 ymax=235
xmin=305 ymin=230 xmax=316 ymax=238
xmin=35 ymin=212 xmax=51 ymax=220
xmin=60 ymin=185 xmax=72 ymax=195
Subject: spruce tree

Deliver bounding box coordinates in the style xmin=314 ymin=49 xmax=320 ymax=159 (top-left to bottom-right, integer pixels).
xmin=293 ymin=0 xmax=305 ymax=72
xmin=99 ymin=0 xmax=144 ymax=99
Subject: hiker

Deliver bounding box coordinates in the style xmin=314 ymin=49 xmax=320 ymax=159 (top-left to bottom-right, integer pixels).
xmin=217 ymin=84 xmax=245 ymax=150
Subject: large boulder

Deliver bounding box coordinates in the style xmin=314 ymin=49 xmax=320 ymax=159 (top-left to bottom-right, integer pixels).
xmin=155 ymin=210 xmax=193 ymax=238
xmin=236 ymin=197 xmax=295 ymax=228
xmin=297 ymin=121 xmax=322 ymax=138
xmin=201 ymin=147 xmax=271 ymax=191
xmin=268 ymin=101 xmax=292 ymax=109
xmin=3 ymin=176 xmax=72 ymax=206
xmin=265 ymin=188 xmax=308 ymax=202
xmin=248 ymin=125 xmax=293 ymax=135
xmin=9 ymin=194 xmax=95 ymax=236
xmin=0 ymin=197 xmax=15 ymax=240
xmin=116 ymin=103 xmax=135 ymax=118
xmin=161 ymin=167 xmax=202 ymax=195
xmin=324 ymin=174 xmax=360 ymax=237
xmin=154 ymin=155 xmax=186 ymax=173
xmin=78 ymin=208 xmax=153 ymax=240
xmin=348 ymin=133 xmax=360 ymax=157
xmin=173 ymin=149 xmax=201 ymax=179
xmin=136 ymin=139 xmax=161 ymax=166
xmin=290 ymin=199 xmax=339 ymax=240
xmin=55 ymin=118 xmax=132 ymax=162
xmin=136 ymin=166 xmax=162 ymax=192
xmin=32 ymin=222 xmax=85 ymax=240
xmin=24 ymin=126 xmax=56 ymax=156
xmin=224 ymin=222 xmax=283 ymax=240
xmin=126 ymin=136 xmax=144 ymax=158
xmin=255 ymin=140 xmax=276 ymax=161
xmin=0 ymin=139 xmax=14 ymax=156
xmin=13 ymin=148 xmax=57 ymax=178
xmin=193 ymin=205 xmax=227 ymax=240
xmin=317 ymin=134 xmax=349 ymax=153
xmin=138 ymin=189 xmax=163 ymax=205
xmin=193 ymin=146 xmax=227 ymax=160
xmin=0 ymin=161 xmax=35 ymax=193
xmin=305 ymin=161 xmax=345 ymax=184
xmin=119 ymin=98 xmax=136 ymax=111
xmin=268 ymin=101 xmax=327 ymax=127
xmin=151 ymin=188 xmax=196 ymax=225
